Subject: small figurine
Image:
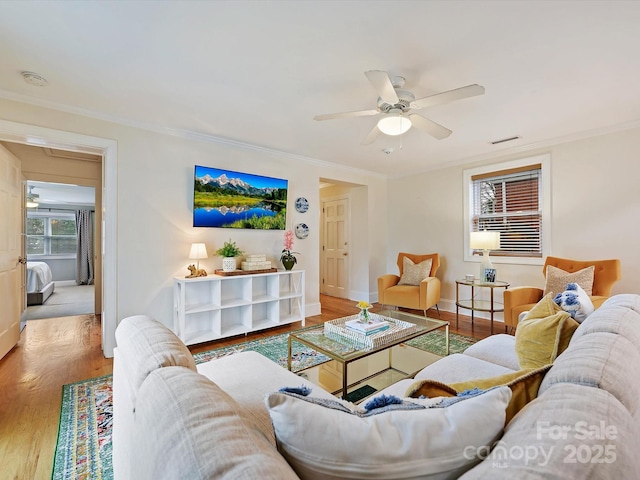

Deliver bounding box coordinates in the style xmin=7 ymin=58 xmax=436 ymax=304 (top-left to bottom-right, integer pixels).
xmin=186 ymin=264 xmax=207 ymax=278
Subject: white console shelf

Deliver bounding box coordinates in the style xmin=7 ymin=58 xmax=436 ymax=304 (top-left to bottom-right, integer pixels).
xmin=173 ymin=270 xmax=305 ymax=346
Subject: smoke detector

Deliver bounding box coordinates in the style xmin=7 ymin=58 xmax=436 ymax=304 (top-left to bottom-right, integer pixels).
xmin=21 ymin=71 xmax=48 ymax=87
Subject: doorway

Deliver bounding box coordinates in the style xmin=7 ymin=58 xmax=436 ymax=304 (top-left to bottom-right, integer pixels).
xmin=22 ymin=180 xmax=97 ymax=322
xmin=319 ymin=178 xmax=369 ymax=303
xmin=0 ymin=119 xmax=118 ymax=357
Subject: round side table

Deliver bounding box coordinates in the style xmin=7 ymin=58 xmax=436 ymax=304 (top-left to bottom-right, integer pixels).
xmin=455 ymin=279 xmax=510 ymax=335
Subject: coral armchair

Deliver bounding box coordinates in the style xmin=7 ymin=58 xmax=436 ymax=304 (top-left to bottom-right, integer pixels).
xmin=504 ymin=256 xmax=621 ymax=331
xmin=377 ymin=252 xmax=441 ymax=317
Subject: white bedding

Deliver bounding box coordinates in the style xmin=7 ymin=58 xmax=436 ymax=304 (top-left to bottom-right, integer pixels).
xmin=26 ymin=261 xmax=53 ymax=293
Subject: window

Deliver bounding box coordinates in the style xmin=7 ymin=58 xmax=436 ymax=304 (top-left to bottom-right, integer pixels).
xmin=26 ymin=212 xmax=77 ymax=256
xmin=464 ymin=154 xmax=550 ymax=265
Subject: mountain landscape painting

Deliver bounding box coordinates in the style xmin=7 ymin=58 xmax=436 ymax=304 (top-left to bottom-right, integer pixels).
xmin=193 ymin=165 xmax=288 ymax=229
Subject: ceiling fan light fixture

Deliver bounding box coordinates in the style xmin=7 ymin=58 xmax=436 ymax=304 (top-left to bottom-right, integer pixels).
xmin=26 ymin=185 xmax=40 ymax=208
xmin=377 ymin=110 xmax=411 ymax=136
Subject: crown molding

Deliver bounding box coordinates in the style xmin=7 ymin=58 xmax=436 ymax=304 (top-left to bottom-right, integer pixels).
xmin=389 ymin=118 xmax=640 ymax=179
xmin=0 ymin=89 xmax=385 ymax=179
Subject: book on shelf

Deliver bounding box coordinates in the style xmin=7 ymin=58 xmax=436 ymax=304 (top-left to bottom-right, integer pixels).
xmin=344 ymin=318 xmax=390 ymax=334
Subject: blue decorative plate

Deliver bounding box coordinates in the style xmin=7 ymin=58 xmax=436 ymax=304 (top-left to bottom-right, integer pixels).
xmin=295 ymin=197 xmax=309 ymax=213
xmin=295 ymin=223 xmax=309 ymax=239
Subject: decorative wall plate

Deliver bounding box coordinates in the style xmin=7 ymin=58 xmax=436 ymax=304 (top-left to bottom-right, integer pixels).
xmin=295 ymin=223 xmax=309 ymax=239
xmin=295 ymin=197 xmax=309 ymax=213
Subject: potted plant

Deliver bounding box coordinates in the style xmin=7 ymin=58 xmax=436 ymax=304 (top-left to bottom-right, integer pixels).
xmin=280 ymin=230 xmax=299 ymax=270
xmin=215 ymin=239 xmax=244 ymax=272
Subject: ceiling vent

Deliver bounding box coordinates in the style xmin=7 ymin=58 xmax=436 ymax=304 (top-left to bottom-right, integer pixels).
xmin=490 ymin=136 xmax=521 ymax=145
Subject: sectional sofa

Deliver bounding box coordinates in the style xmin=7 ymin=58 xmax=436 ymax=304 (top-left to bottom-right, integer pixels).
xmin=112 ymin=294 xmax=640 ymax=479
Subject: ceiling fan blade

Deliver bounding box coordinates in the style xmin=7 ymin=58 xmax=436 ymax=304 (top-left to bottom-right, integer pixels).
xmin=409 ymin=114 xmax=452 ymax=140
xmin=411 ymin=84 xmax=485 ymax=109
xmin=314 ymin=109 xmax=379 ymax=121
xmin=365 ymin=70 xmax=399 ymax=104
xmin=361 ymin=125 xmax=381 ymax=145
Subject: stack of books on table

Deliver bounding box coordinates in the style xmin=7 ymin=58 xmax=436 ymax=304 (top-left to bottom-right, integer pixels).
xmin=241 ymin=254 xmax=272 ymax=271
xmin=344 ymin=318 xmax=390 ymax=336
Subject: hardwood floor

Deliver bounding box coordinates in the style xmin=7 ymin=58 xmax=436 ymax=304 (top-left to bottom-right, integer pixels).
xmin=192 ymin=295 xmax=496 ymax=354
xmin=0 ymin=314 xmax=112 ymax=480
xmin=0 ymin=295 xmax=497 ymax=479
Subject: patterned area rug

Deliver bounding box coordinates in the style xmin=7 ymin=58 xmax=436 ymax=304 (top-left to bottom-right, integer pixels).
xmin=52 ymin=326 xmax=475 ymax=480
xmin=53 ymin=375 xmax=113 ymax=480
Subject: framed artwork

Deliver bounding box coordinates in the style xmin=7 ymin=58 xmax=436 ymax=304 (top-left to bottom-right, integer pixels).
xmin=193 ymin=165 xmax=288 ymax=229
xmin=483 ymin=268 xmax=497 ymax=283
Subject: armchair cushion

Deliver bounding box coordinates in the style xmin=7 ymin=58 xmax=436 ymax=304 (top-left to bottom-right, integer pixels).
xmin=398 ymin=257 xmax=432 ymax=286
xmin=544 ymin=264 xmax=595 ymax=296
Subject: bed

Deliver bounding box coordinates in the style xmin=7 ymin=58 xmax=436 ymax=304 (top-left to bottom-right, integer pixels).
xmin=26 ymin=261 xmax=55 ymax=306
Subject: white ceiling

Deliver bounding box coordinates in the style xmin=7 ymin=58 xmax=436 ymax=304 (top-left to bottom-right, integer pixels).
xmin=1 ymin=1 xmax=640 ymax=177
xmin=28 ymin=181 xmax=95 ymax=207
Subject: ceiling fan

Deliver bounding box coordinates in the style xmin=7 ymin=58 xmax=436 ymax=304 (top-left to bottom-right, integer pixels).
xmin=26 ymin=186 xmax=40 ymax=208
xmin=314 ymin=70 xmax=485 ymax=144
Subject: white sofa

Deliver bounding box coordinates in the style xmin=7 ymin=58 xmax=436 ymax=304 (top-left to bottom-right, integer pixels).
xmin=112 ymin=294 xmax=640 ymax=479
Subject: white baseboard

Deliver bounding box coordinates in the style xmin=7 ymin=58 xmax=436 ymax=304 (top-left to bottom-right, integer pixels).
xmin=305 ymin=301 xmax=321 ymax=317
xmin=55 ymin=280 xmax=77 ymax=287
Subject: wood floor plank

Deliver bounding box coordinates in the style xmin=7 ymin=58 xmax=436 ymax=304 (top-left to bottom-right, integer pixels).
xmin=0 ymin=315 xmax=113 ymax=480
xmin=0 ymin=295 xmax=496 ymax=478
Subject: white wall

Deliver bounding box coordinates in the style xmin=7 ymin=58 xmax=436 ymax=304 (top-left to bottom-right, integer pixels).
xmin=387 ymin=126 xmax=640 ymax=321
xmin=0 ymin=98 xmax=388 ymax=341
xmin=4 ymin=96 xmax=637 ymax=338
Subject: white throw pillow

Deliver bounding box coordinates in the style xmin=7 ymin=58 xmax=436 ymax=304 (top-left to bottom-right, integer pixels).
xmin=553 ymin=283 xmax=595 ymax=323
xmin=266 ymin=387 xmax=511 ymax=480
xmin=398 ymin=257 xmax=433 ymax=286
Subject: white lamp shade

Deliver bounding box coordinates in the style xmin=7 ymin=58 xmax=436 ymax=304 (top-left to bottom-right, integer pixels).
xmin=377 ymin=113 xmax=411 ymax=136
xmin=470 ymin=231 xmax=500 ymax=250
xmin=189 ymin=243 xmax=208 ymax=260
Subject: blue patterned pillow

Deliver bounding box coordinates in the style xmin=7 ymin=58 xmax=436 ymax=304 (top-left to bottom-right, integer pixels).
xmin=554 ymin=283 xmax=595 ymax=323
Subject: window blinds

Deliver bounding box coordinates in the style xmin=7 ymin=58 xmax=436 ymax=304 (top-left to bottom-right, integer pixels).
xmin=471 ymin=164 xmax=542 ymax=257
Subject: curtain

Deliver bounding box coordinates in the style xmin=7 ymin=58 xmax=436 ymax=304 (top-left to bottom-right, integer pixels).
xmin=75 ymin=209 xmax=94 ymax=285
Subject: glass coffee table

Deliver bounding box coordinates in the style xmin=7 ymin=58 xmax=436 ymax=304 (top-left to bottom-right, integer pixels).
xmin=288 ymin=310 xmax=449 ymax=400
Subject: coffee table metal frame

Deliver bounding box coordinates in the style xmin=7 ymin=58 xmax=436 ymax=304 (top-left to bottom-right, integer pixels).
xmin=288 ymin=309 xmax=449 ymax=400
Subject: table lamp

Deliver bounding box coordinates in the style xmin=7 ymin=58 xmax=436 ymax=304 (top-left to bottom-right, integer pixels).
xmin=189 ymin=243 xmax=208 ymax=270
xmin=470 ymin=231 xmax=500 ymax=281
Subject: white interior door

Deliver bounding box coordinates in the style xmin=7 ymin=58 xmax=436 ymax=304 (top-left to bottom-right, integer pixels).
xmin=322 ymin=196 xmax=349 ymax=298
xmin=0 ymin=145 xmax=22 ymax=360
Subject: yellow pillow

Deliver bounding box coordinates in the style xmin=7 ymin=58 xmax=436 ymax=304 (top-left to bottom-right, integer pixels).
xmin=406 ymin=364 xmax=552 ymax=424
xmin=515 ymin=294 xmax=579 ymax=369
xmin=523 ymin=292 xmax=563 ymax=319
